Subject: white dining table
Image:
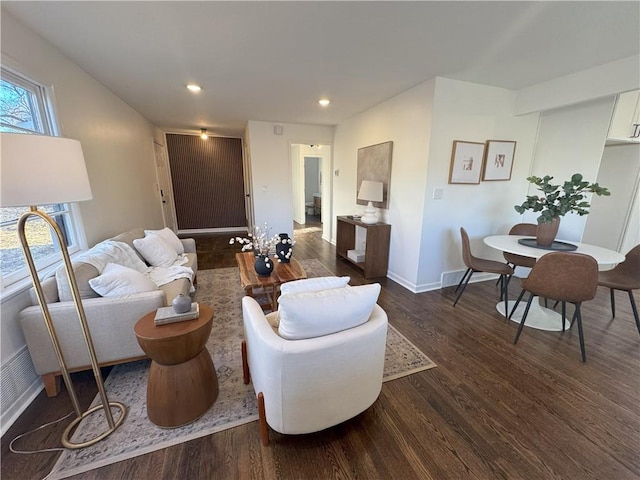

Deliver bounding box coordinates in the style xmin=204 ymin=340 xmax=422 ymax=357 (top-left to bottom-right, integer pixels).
xmin=483 ymin=235 xmax=626 ymax=331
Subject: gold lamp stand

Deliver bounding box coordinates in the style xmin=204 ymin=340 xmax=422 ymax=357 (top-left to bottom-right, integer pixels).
xmin=18 ymin=207 xmax=126 ymax=449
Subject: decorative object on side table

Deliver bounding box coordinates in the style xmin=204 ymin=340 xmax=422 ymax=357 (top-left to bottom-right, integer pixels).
xmin=155 ymin=302 xmax=200 ymax=326
xmin=514 ymin=173 xmax=610 ymax=247
xmin=230 ymin=223 xmax=282 ymax=276
xmin=172 ymin=293 xmax=192 ymax=313
xmin=275 ymin=233 xmax=295 ymax=263
xmin=357 ymin=180 xmax=384 ymax=224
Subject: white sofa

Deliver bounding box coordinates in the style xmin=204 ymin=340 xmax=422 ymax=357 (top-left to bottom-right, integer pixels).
xmin=241 ymin=277 xmax=388 ymax=445
xmin=19 ymin=228 xmax=197 ymax=396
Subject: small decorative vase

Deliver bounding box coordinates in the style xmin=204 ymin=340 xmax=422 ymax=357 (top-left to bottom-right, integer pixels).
xmin=536 ymin=217 xmax=561 ymax=247
xmin=276 ymin=233 xmax=293 ymax=263
xmin=254 ymin=254 xmax=274 ymax=277
xmin=172 ymin=293 xmax=191 ymax=314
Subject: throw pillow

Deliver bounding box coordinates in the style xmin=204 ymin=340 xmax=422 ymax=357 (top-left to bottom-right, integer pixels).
xmin=279 ymin=276 xmax=350 ymax=296
xmin=88 ymin=263 xmax=157 ymax=297
xmin=133 ymin=234 xmax=178 ymax=267
xmin=144 ymin=227 xmax=185 ymax=255
xmin=55 ymin=262 xmax=100 ymax=302
xmin=277 ymin=283 xmax=381 ymax=340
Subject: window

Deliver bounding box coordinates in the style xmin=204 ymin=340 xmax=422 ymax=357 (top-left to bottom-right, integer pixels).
xmin=0 ymin=68 xmax=84 ymax=289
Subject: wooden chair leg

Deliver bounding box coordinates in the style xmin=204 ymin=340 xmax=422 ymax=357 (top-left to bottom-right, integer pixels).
xmin=42 ymin=373 xmax=61 ymax=397
xmin=241 ymin=341 xmax=250 ymax=384
xmin=258 ymin=392 xmax=269 ymax=446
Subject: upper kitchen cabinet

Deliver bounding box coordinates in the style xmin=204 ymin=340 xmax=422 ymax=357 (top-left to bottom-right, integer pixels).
xmin=607 ymin=90 xmax=640 ymax=145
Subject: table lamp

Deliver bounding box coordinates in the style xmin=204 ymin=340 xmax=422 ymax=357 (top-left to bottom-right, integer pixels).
xmin=357 ymin=180 xmax=384 ymax=224
xmin=0 ymin=133 xmax=126 ymax=449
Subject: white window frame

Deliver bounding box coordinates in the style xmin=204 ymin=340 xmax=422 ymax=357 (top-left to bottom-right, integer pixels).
xmin=1 ymin=66 xmax=87 ymax=294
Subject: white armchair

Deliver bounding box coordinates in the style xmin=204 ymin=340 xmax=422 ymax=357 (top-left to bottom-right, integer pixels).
xmin=241 ymin=280 xmax=388 ymax=445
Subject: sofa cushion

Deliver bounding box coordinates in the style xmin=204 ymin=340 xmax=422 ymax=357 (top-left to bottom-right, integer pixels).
xmin=145 ymin=227 xmax=185 ymax=255
xmin=279 ymin=276 xmax=350 ymax=296
xmin=88 ymin=263 xmax=158 ymax=297
xmin=133 ymin=234 xmax=178 ymax=267
xmin=277 ymin=283 xmax=381 ymax=340
xmin=55 ymin=262 xmax=100 ymax=302
xmin=111 ymin=228 xmax=146 ymax=262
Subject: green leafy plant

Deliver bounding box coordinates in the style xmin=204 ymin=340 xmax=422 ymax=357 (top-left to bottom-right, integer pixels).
xmin=514 ymin=173 xmax=610 ymax=223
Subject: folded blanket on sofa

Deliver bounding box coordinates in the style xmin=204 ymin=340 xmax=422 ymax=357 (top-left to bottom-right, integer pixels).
xmin=78 ymin=240 xmax=193 ymax=288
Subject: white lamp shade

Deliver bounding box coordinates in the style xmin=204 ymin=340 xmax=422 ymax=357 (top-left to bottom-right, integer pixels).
xmin=1 ymin=133 xmax=93 ymax=207
xmin=357 ymin=180 xmax=383 ymax=203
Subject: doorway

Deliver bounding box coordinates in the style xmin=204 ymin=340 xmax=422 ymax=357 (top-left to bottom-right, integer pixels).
xmin=290 ymin=144 xmax=332 ymax=241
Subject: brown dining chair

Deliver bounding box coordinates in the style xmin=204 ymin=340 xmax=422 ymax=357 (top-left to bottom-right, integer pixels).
xmin=504 ymin=223 xmax=538 ymax=269
xmin=454 ymin=227 xmax=513 ymax=316
xmin=510 ymin=252 xmax=598 ymax=362
xmin=597 ymin=244 xmax=640 ymax=335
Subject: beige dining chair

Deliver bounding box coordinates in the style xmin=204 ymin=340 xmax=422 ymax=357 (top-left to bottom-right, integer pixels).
xmin=510 ymin=252 xmax=598 ymax=362
xmin=597 ymin=244 xmax=640 ymax=335
xmin=454 ymin=227 xmax=513 ymax=316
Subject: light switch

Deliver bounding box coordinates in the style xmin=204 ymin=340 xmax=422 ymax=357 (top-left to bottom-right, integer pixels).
xmin=433 ymin=188 xmax=443 ymax=200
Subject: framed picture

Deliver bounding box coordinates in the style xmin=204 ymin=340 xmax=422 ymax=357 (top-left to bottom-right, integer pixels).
xmin=357 ymin=141 xmax=393 ymax=209
xmin=482 ymin=140 xmax=516 ymax=181
xmin=448 ymin=140 xmax=485 ymax=184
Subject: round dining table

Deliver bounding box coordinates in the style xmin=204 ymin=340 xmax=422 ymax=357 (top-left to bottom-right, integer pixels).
xmin=484 ymin=235 xmax=625 ymax=331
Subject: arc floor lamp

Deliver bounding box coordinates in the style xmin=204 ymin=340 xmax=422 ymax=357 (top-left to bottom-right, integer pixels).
xmin=0 ymin=132 xmax=126 ymax=449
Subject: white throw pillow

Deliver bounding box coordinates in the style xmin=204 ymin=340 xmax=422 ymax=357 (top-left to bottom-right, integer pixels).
xmin=279 ymin=276 xmax=350 ymax=296
xmin=133 ymin=234 xmax=178 ymax=267
xmin=89 ymin=263 xmax=157 ymax=297
xmin=144 ymin=227 xmax=184 ymax=255
xmin=277 ymin=283 xmax=381 ymax=340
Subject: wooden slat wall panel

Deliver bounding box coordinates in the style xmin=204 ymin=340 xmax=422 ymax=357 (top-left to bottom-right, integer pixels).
xmin=166 ymin=134 xmax=246 ymax=230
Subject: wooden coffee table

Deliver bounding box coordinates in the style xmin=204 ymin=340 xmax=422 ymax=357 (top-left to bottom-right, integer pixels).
xmin=134 ymin=304 xmax=218 ymax=428
xmin=235 ymin=252 xmax=307 ymax=311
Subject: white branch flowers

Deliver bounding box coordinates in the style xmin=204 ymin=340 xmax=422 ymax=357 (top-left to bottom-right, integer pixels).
xmin=229 ymin=223 xmax=281 ymax=256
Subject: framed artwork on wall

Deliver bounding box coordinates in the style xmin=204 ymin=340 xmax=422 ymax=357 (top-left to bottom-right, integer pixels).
xmin=482 ymin=140 xmax=516 ymax=181
xmin=357 ymin=141 xmax=393 ymax=209
xmin=448 ymin=140 xmax=485 ymax=184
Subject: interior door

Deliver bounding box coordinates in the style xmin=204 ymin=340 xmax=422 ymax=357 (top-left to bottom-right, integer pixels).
xmin=242 ymin=138 xmax=255 ymax=230
xmin=153 ymin=140 xmax=177 ymax=231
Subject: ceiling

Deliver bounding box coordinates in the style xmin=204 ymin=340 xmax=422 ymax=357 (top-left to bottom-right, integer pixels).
xmin=3 ymin=1 xmax=639 ymax=138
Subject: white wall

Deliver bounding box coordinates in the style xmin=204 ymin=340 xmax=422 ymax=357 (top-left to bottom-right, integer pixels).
xmin=1 ymin=10 xmax=163 ymax=434
xmin=333 ymin=80 xmax=435 ymax=289
xmin=1 ymin=11 xmax=164 ymax=245
xmin=523 ymin=96 xmax=615 ymax=242
xmin=245 ymin=121 xmax=334 ymax=237
xmin=419 ymin=78 xmax=540 ymax=289
xmin=515 ymin=55 xmax=640 ymax=115
xmin=582 ymin=144 xmax=640 ymax=251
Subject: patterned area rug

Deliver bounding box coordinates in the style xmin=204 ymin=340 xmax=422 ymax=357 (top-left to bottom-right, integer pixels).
xmin=48 ymin=259 xmax=436 ymax=480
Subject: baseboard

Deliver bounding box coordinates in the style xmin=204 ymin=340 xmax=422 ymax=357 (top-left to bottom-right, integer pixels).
xmin=441 ymin=270 xmax=498 ymax=288
xmin=178 ymin=227 xmax=247 ymax=235
xmin=1 ymin=346 xmax=42 ymax=437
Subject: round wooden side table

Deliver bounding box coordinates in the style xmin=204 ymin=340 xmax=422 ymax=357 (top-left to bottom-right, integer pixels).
xmin=134 ymin=304 xmax=218 ymax=428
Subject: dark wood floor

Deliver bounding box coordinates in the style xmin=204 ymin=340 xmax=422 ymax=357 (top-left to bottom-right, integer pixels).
xmin=3 ymin=225 xmax=639 ymax=480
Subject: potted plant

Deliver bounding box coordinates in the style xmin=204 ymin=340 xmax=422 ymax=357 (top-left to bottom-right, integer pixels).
xmin=514 ymin=173 xmax=610 ymax=246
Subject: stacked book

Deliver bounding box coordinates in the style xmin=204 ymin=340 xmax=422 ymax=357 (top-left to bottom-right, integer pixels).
xmin=154 ymin=303 xmax=200 ymax=326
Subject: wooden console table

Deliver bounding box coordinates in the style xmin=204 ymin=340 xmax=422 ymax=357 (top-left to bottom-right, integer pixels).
xmin=336 ymin=216 xmax=391 ymax=279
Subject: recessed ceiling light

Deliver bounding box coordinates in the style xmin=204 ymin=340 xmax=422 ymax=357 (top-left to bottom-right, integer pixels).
xmin=318 ymin=98 xmax=330 ymax=107
xmin=187 ymin=84 xmax=202 ymax=93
